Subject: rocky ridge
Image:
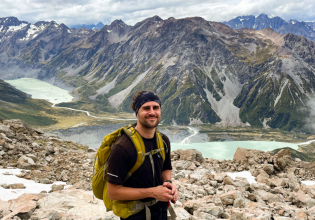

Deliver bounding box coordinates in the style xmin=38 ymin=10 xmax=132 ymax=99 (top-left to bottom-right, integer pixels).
xmin=223 ymin=14 xmax=315 ymax=41
xmin=1 ymin=119 xmax=315 ymax=219
xmin=1 ymin=16 xmax=315 ymax=132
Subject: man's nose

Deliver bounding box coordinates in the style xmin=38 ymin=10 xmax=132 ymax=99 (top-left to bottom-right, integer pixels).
xmin=148 ymin=107 xmax=155 ymax=114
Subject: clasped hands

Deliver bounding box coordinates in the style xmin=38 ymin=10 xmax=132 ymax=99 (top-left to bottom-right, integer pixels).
xmin=153 ymin=182 xmax=178 ymax=203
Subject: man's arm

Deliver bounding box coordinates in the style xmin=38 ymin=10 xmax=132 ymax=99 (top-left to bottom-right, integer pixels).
xmin=161 ymin=169 xmax=178 ymax=203
xmin=107 ymin=182 xmax=174 ymax=202
xmin=161 ymin=169 xmax=172 ymax=182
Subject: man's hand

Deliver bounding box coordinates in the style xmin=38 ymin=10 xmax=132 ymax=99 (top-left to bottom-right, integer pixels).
xmin=152 ymin=185 xmax=174 ymax=202
xmin=108 ymin=181 xmax=178 ymax=203
xmin=163 ymin=181 xmax=178 ymax=203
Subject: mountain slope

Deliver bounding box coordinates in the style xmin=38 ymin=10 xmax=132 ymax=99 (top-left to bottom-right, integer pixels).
xmin=0 ymin=79 xmax=57 ymax=126
xmin=1 ymin=16 xmax=315 ymax=132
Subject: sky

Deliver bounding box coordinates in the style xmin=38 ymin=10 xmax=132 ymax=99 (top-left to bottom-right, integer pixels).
xmin=0 ymin=0 xmax=315 ymax=27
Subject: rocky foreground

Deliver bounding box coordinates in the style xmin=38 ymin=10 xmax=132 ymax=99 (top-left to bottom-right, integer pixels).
xmin=1 ymin=119 xmax=315 ymax=219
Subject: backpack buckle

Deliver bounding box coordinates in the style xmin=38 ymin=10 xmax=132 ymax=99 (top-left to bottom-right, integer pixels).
xmin=151 ymin=149 xmax=161 ymax=155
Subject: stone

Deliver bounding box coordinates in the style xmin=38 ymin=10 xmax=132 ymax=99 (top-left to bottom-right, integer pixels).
xmin=193 ymin=210 xmax=217 ymax=220
xmin=223 ymin=176 xmax=234 ymax=185
xmin=0 ymin=124 xmax=15 ymax=138
xmin=179 ymin=149 xmax=204 ymax=163
xmin=173 ymin=207 xmax=191 ymax=220
xmin=8 ymin=183 xmax=26 ymax=189
xmin=255 ymin=190 xmax=284 ymax=203
xmin=197 ymin=203 xmax=224 ymax=217
xmin=233 ymin=147 xmax=265 ymax=163
xmin=219 ymin=190 xmax=242 ymax=205
xmin=294 ymin=211 xmax=307 ymax=219
xmin=3 ymin=194 xmax=38 ymax=220
xmin=172 ymin=160 xmax=195 ymax=171
xmin=17 ymin=155 xmax=37 ymax=169
xmin=2 ymin=118 xmax=315 ymax=219
xmin=263 ymin=164 xmax=275 ymax=175
xmin=292 ymin=190 xmax=315 ymax=208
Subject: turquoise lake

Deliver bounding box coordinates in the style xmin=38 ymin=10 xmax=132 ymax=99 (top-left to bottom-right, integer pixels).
xmin=171 ymin=141 xmax=302 ymax=160
xmin=5 ymin=77 xmax=310 ymax=160
xmin=5 ymin=78 xmax=73 ymax=104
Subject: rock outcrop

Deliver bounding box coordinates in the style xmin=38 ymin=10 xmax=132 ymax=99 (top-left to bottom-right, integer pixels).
xmin=1 ymin=119 xmax=315 ymax=219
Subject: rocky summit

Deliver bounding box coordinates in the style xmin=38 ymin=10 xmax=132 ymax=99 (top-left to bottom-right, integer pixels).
xmin=223 ymin=14 xmax=315 ymax=42
xmin=1 ymin=119 xmax=315 ymax=219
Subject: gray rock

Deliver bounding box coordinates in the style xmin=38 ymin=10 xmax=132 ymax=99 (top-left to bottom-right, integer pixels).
xmin=220 ymin=190 xmax=242 ymax=205
xmin=263 ymin=164 xmax=275 ymax=175
xmin=17 ymin=155 xmax=38 ymax=169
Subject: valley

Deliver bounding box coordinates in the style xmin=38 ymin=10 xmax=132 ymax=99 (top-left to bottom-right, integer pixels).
xmin=1 ymin=16 xmax=315 ymax=134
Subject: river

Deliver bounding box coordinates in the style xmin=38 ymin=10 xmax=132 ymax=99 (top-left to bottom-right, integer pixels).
xmin=5 ymin=77 xmax=313 ymax=160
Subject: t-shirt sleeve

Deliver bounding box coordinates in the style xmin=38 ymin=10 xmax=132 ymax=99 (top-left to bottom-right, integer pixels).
xmin=107 ymin=143 xmax=132 ymax=185
xmin=162 ymin=135 xmax=172 ymax=171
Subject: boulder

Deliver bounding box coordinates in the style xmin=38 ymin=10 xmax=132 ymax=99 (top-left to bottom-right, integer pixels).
xmin=233 ymin=147 xmax=265 ymax=163
xmin=2 ymin=194 xmax=38 ymax=220
xmin=17 ymin=155 xmax=38 ymax=169
xmin=177 ymin=149 xmax=204 ymax=163
xmin=219 ymin=190 xmax=242 ymax=205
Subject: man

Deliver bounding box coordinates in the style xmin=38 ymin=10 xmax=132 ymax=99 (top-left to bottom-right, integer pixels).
xmin=107 ymin=90 xmax=178 ymax=220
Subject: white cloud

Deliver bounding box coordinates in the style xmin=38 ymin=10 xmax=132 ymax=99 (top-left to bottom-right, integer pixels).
xmin=0 ymin=0 xmax=314 ymax=27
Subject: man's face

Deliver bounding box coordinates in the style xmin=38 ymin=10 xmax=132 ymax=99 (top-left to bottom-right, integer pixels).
xmin=137 ymin=101 xmax=161 ymax=129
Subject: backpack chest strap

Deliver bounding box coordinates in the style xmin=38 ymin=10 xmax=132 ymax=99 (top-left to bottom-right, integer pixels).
xmin=142 ymin=148 xmax=162 ymax=157
xmin=142 ymin=148 xmax=162 ymax=187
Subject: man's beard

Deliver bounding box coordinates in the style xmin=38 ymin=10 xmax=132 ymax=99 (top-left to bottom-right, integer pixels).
xmin=139 ymin=116 xmax=160 ymax=129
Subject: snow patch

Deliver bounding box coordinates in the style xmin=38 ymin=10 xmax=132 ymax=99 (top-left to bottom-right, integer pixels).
xmin=227 ymin=171 xmax=256 ymax=184
xmin=0 ymin=168 xmax=69 ymax=201
xmin=8 ymin=23 xmax=28 ymax=32
xmin=302 ymin=181 xmax=315 ymax=186
xmin=21 ymin=24 xmax=41 ymax=41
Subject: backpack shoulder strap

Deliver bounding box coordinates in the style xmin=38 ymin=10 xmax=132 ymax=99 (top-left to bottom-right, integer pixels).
xmin=155 ymin=129 xmax=166 ymax=162
xmin=122 ymin=125 xmax=167 ymax=181
xmin=122 ymin=125 xmax=146 ymax=181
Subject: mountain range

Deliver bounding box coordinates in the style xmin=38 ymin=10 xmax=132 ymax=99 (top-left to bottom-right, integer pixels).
xmin=0 ymin=15 xmax=315 ymax=133
xmin=223 ymin=14 xmax=315 ymax=41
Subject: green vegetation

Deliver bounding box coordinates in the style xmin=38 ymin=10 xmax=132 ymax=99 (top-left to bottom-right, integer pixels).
xmin=271 ymin=147 xmax=315 ymax=162
xmin=227 ymin=36 xmax=277 ymax=66
xmin=0 ymin=79 xmax=134 ymax=129
xmin=0 ymin=109 xmax=57 ymax=126
xmin=193 ymin=67 xmax=221 ymax=101
xmin=210 ymin=68 xmax=225 ymax=95
xmin=233 ymin=71 xmax=309 ymax=132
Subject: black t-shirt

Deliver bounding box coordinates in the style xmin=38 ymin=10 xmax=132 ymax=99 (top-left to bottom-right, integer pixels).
xmin=107 ymin=132 xmax=172 ymax=190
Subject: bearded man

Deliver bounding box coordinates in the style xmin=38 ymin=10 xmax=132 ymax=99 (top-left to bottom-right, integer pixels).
xmin=107 ymin=91 xmax=178 ymax=220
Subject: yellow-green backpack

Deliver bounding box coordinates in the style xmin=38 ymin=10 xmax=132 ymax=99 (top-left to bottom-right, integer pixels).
xmin=92 ymin=124 xmax=166 ymax=219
